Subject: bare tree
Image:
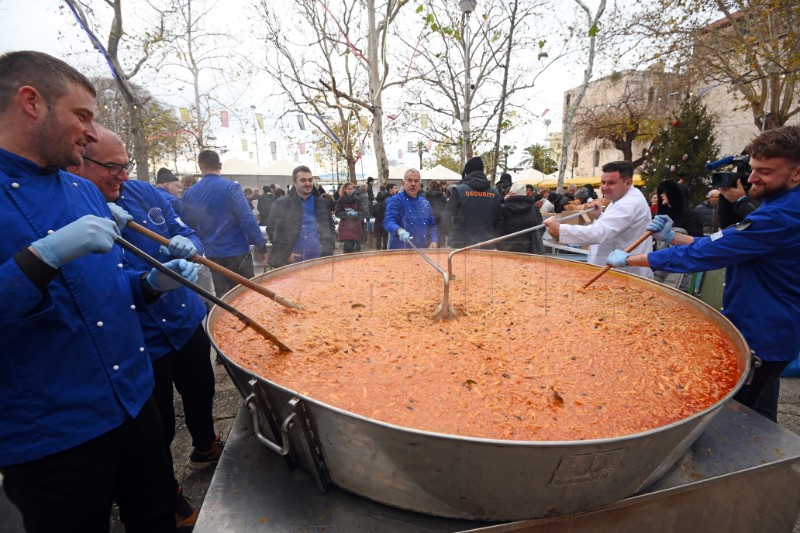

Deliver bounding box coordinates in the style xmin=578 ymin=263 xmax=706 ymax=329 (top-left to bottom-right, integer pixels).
xmin=557 ymin=0 xmax=607 ymax=191
xmin=63 ymin=0 xmax=166 ymax=181
xmin=624 ymin=0 xmax=800 ymax=130
xmin=256 ymin=0 xmax=408 ymax=184
xmin=157 ymin=0 xmax=243 ymax=150
xmin=404 ymin=0 xmax=569 ymax=178
xmin=571 ymin=70 xmax=685 ymax=165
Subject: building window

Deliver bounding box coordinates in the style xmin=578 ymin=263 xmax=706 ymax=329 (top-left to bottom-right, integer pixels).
xmin=648 ymin=87 xmax=655 ymax=104
xmin=593 ymin=150 xmax=600 ymax=168
xmin=565 ymin=94 xmax=571 ymax=108
xmin=572 ymin=152 xmax=579 ymax=168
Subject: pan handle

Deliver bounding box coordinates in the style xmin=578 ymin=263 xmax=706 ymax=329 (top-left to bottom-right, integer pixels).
xmin=245 ymin=393 xmax=296 ymax=456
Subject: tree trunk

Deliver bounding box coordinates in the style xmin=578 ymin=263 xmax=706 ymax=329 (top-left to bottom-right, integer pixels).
xmin=129 ymin=107 xmax=150 ymax=182
xmin=558 ymin=0 xmax=606 ymax=192
xmin=489 ymin=0 xmax=518 ymax=182
xmin=366 ymin=0 xmax=389 ymax=184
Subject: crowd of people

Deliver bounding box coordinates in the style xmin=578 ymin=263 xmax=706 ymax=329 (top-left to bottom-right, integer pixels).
xmin=3 ymin=49 xmax=799 ymax=533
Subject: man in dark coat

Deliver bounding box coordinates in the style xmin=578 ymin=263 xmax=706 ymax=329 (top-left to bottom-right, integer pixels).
xmin=444 ymin=157 xmax=502 ymax=248
xmin=496 ymin=172 xmax=513 ymax=200
xmin=499 ymin=182 xmax=545 ymax=254
xmin=267 ymin=166 xmax=336 ymax=268
xmin=371 ymin=183 xmax=396 ymax=250
xmin=694 ymin=189 xmax=720 ymax=234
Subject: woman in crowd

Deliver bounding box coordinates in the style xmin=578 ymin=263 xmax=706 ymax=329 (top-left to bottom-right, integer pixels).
xmin=335 ymin=182 xmax=363 ymax=253
xmin=652 ymin=179 xmax=704 ymax=290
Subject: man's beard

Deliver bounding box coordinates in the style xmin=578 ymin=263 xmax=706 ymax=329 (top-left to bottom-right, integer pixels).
xmin=30 ymin=109 xmax=82 ymax=168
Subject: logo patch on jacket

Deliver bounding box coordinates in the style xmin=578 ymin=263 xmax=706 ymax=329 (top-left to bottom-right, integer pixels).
xmin=148 ymin=207 xmax=166 ymax=225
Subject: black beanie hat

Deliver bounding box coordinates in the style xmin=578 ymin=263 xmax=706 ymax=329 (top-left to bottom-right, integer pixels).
xmin=156 ymin=168 xmax=178 ymax=184
xmin=462 ymin=156 xmax=484 ymax=177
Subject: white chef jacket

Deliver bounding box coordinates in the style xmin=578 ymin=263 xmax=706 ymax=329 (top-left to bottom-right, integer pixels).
xmin=558 ymin=186 xmax=653 ymax=279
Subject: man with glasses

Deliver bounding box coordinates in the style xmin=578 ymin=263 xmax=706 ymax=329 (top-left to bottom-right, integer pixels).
xmin=0 ymin=50 xmax=194 ymax=532
xmin=70 ymin=125 xmax=223 ymax=528
xmin=266 ymin=165 xmax=335 ymax=268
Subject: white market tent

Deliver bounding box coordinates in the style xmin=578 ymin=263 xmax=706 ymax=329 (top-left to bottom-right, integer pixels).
xmin=511 ymin=168 xmax=547 ymax=184
xmin=359 ymin=164 xmax=460 ymax=184
xmin=423 ymin=164 xmax=462 ymax=182
xmin=220 ymin=158 xmax=295 ymax=190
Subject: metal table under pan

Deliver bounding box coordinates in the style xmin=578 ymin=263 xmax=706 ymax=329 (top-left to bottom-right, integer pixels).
xmin=195 ymin=401 xmax=800 ymax=533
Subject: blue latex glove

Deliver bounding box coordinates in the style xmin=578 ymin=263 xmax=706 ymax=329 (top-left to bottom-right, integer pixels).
xmin=159 ymin=235 xmax=197 ymax=259
xmin=397 ymin=229 xmax=411 ymax=241
xmin=647 ymin=215 xmax=675 ymax=243
xmin=106 ymin=202 xmax=132 ymax=232
xmin=30 ymin=215 xmax=119 ymax=268
xmin=606 ymin=250 xmax=630 ymax=268
xmin=146 ymin=259 xmax=199 ymax=292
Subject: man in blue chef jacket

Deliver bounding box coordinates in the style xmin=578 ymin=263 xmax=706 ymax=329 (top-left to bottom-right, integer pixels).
xmin=383 ymin=168 xmax=438 ymax=250
xmin=0 ymin=50 xmax=199 ymax=532
xmin=71 ymin=125 xmax=225 ymax=529
xmin=606 ymin=126 xmax=800 ymax=422
xmin=182 ymin=149 xmax=268 ymax=297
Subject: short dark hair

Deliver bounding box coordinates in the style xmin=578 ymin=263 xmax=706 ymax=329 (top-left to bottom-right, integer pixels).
xmin=197 ymin=150 xmax=221 ymax=169
xmin=0 ymin=50 xmax=96 ymax=113
xmin=748 ymin=126 xmax=800 ymax=166
xmin=292 ymin=165 xmax=312 ymax=182
xmin=601 ymin=160 xmax=634 ymax=180
xmin=387 ymin=183 xmax=397 ymax=191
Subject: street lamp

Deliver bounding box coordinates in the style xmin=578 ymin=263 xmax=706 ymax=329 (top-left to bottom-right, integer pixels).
xmin=459 ymin=0 xmax=477 ymax=169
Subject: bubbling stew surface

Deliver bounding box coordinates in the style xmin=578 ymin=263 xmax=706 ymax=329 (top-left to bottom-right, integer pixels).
xmin=213 ymin=252 xmax=741 ymax=441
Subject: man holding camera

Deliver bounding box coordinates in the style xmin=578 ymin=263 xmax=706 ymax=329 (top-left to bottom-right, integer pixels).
xmin=605 ymin=126 xmax=800 ymax=421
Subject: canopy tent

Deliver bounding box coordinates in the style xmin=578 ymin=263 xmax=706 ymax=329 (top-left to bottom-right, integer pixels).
xmin=513 ymin=168 xmax=547 ymax=181
xmin=423 ymin=164 xmax=462 ymax=182
xmin=218 ymin=158 xmax=296 ymax=190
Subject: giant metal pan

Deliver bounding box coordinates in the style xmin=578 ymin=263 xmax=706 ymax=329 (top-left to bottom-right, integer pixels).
xmin=207 ymin=251 xmax=752 ymax=521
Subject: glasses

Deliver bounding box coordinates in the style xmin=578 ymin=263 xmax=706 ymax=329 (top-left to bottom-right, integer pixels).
xmin=83 ymin=156 xmax=135 ymax=177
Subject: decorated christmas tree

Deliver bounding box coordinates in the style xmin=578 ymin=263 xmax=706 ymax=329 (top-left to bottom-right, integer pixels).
xmin=641 ymin=96 xmax=719 ymax=206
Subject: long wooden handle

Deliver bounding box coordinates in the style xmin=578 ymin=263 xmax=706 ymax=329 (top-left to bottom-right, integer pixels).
xmin=116 ymin=237 xmax=292 ymax=352
xmin=581 ymin=230 xmax=654 ymax=289
xmin=128 ymin=221 xmax=302 ymax=310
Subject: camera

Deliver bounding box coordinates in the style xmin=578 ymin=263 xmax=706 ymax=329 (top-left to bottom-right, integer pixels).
xmin=711 ymin=172 xmax=741 ymax=189
xmin=709 ymin=154 xmax=751 ymax=190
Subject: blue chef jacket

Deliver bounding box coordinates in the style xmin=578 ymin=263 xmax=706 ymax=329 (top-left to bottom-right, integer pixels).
xmin=648 ymin=185 xmax=800 ymax=362
xmin=181 ymin=173 xmax=266 ymax=257
xmin=156 ymin=186 xmax=183 ymax=217
xmin=0 ymin=148 xmax=154 ymax=467
xmin=116 ymin=179 xmax=207 ymax=360
xmin=383 ymin=190 xmax=438 ymax=249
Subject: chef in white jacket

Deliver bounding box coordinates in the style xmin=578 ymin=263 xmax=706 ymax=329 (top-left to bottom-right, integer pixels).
xmin=543 ymin=161 xmax=653 ymax=279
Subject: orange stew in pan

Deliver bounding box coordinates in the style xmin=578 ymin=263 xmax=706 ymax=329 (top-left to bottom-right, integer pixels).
xmin=214 ymin=253 xmax=741 ymax=441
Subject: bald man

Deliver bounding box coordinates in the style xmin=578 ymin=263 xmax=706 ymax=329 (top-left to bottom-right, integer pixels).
xmin=71 ymin=126 xmax=224 ymax=528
